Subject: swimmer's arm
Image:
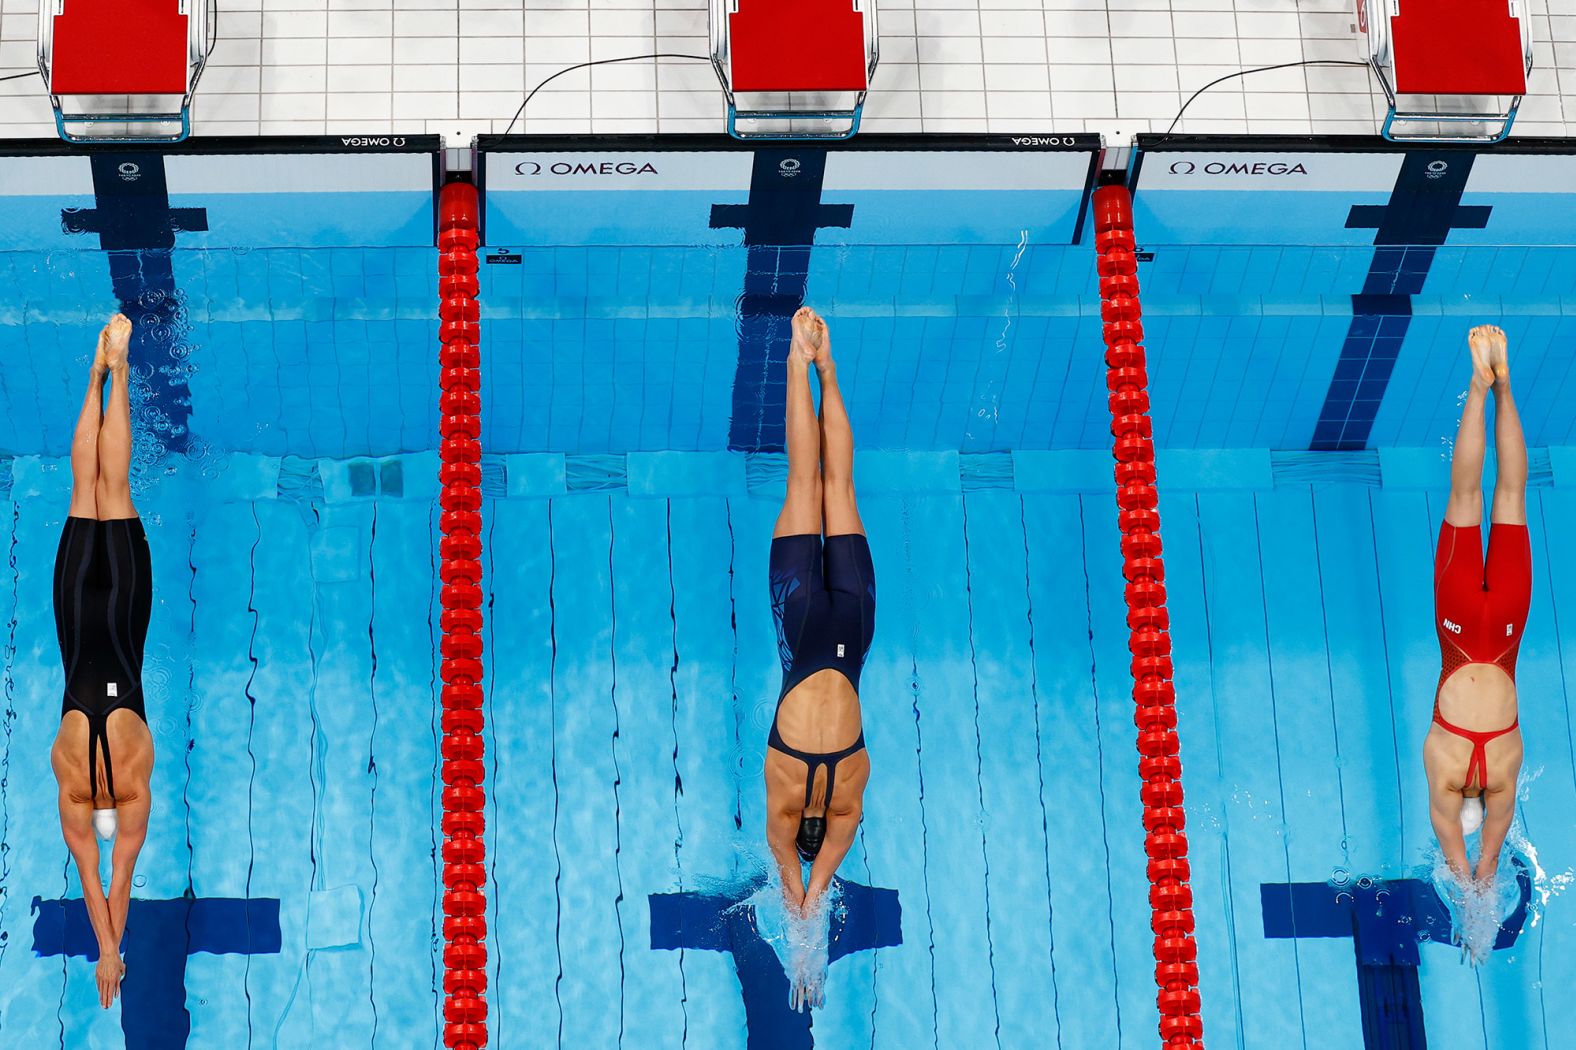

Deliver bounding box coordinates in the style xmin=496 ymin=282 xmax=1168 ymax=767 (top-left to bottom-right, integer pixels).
xmin=804 ymin=804 xmax=861 ymax=909
xmin=107 ymin=795 xmax=150 ymax=944
xmin=1427 ymin=783 xmax=1471 ymax=882
xmin=1474 ymin=787 xmax=1515 ymax=884
xmin=766 ymin=808 xmax=806 ymax=908
xmin=58 ymin=792 xmax=119 ymax=958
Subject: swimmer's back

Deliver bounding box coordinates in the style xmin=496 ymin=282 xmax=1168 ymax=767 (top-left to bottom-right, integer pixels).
xmin=52 ymin=709 xmax=154 ymax=809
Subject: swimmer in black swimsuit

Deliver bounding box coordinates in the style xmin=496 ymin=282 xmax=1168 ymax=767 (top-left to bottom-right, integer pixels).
xmin=765 ymin=307 xmax=874 ymax=945
xmin=49 ymin=313 xmax=155 ymax=1011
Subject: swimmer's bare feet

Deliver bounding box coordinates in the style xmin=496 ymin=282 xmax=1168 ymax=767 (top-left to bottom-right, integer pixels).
xmin=91 ymin=337 xmax=108 ymax=378
xmin=789 ymin=306 xmax=823 ymax=369
xmin=1483 ymin=325 xmax=1510 ymax=385
xmin=810 ymin=316 xmax=832 ymax=374
xmin=1467 ymin=325 xmax=1497 ymax=390
xmin=101 ymin=313 xmax=132 ymax=373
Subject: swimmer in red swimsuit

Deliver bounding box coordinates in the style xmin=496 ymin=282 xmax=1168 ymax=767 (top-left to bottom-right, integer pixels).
xmin=1425 ymin=325 xmax=1529 ymax=888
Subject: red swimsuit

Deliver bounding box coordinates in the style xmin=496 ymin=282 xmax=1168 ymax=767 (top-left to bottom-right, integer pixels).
xmin=1432 ymin=521 xmax=1531 ymax=790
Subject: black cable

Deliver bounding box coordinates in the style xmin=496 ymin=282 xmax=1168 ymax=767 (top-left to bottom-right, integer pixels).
xmin=502 ymin=54 xmax=711 ymax=136
xmin=1161 ymin=59 xmax=1372 ymax=139
xmin=0 ymin=70 xmax=40 ymax=84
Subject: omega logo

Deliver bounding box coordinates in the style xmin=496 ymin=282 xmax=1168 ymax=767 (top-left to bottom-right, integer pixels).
xmin=514 ymin=160 xmax=659 ymax=176
xmin=1168 ymin=159 xmax=1309 ymax=177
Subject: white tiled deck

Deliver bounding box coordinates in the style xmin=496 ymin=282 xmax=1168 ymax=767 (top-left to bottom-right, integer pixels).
xmin=3 ymin=0 xmax=1575 ymax=141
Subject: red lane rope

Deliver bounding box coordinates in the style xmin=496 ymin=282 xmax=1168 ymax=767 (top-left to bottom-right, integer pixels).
xmin=437 ymin=180 xmax=488 ymax=1050
xmin=1093 ymin=183 xmax=1204 ymax=1050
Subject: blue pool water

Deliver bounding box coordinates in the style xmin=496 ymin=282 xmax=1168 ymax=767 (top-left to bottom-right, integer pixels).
xmin=1 ymin=138 xmax=1575 ymax=1050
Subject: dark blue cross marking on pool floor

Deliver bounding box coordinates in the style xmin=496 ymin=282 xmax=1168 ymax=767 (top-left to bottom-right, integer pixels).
xmin=650 ymin=878 xmax=900 ymax=1048
xmin=62 ymin=152 xmax=205 ymax=454
xmin=32 ymin=893 xmax=281 ymax=1049
xmin=1310 ymin=151 xmax=1493 ymax=451
xmin=711 ymin=150 xmax=853 ymax=452
xmin=1262 ymin=858 xmax=1530 ymax=1050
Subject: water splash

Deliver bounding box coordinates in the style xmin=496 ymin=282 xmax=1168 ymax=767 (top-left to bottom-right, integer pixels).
xmin=994 ymin=231 xmax=1029 ymax=356
xmin=965 ymin=231 xmax=1030 ymax=445
xmin=125 ymin=281 xmax=203 ymax=496
xmin=1430 ymin=853 xmax=1520 ymax=965
xmin=1426 ymin=767 xmax=1572 ymax=964
xmin=738 ymin=868 xmax=839 ymax=1013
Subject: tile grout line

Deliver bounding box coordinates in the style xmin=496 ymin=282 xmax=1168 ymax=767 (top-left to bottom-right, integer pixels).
xmin=653 ymin=0 xmax=661 ymax=133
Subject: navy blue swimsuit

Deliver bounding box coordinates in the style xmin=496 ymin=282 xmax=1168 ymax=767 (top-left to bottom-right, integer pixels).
xmin=55 ymin=516 xmax=151 ymax=803
xmin=767 ymin=533 xmax=875 ymax=809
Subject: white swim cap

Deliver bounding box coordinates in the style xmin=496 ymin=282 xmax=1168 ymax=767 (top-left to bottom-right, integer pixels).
xmin=93 ymin=808 xmax=118 ymax=841
xmin=1460 ymin=795 xmax=1484 ymax=837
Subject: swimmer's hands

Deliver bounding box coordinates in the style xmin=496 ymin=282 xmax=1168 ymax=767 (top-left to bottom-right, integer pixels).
xmin=96 ymin=952 xmax=125 ymax=1009
xmin=790 ymin=974 xmax=826 ymax=1013
xmin=1439 ymin=867 xmax=1500 ymax=967
xmin=100 ymin=314 xmax=132 ymax=372
xmin=1468 ymin=325 xmax=1506 ymax=387
xmin=785 ymin=893 xmax=830 ymax=1013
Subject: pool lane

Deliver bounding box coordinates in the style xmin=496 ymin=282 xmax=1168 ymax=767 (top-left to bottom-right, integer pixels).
xmin=1161 ymin=468 xmax=1576 ymax=1050
xmin=0 ymin=483 xmax=446 ymax=1049
xmin=478 ymin=478 xmax=1168 ymax=1049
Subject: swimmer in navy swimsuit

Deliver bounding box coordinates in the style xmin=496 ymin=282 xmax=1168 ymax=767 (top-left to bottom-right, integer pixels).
xmin=1425 ymin=325 xmax=1528 ymax=894
xmin=764 ymin=307 xmax=875 ymax=965
xmin=49 ymin=314 xmax=155 ymax=1010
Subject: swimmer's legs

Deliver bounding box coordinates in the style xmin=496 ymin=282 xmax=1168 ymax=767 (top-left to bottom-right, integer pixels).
xmin=68 ymin=333 xmax=107 ymax=520
xmin=1488 ymin=334 xmax=1527 ymax=527
xmin=1478 ymin=338 xmax=1527 ymax=884
xmin=95 ymin=316 xmax=136 ymax=520
xmin=1445 ymin=328 xmax=1494 ymax=528
xmin=775 ymin=308 xmax=823 ymax=538
xmin=814 ymin=318 xmax=864 ymax=538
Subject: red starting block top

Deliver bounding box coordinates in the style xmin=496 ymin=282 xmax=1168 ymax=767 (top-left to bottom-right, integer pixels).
xmin=1391 ymin=0 xmax=1526 ymax=95
xmin=51 ymin=0 xmax=189 ymax=95
xmin=728 ymin=0 xmax=868 ymax=93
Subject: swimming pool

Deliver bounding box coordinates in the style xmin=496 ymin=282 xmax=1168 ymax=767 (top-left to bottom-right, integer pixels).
xmin=0 ymin=135 xmax=1573 ymax=1049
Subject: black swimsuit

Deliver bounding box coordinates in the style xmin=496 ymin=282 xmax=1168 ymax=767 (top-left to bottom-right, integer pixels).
xmin=767 ymin=533 xmax=875 ymax=808
xmin=54 ymin=516 xmax=152 ymax=803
